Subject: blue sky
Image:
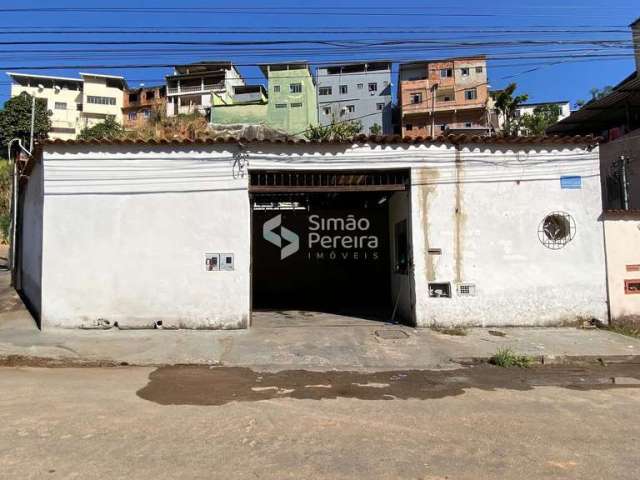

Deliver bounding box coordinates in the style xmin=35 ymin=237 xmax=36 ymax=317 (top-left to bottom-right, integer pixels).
xmin=1 ymin=0 xmax=638 ymax=107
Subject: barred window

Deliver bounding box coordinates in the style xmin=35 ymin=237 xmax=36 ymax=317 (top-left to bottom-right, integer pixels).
xmin=87 ymin=96 xmax=116 ymax=106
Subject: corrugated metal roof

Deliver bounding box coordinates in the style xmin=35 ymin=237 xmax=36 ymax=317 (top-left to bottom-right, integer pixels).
xmin=547 ymin=72 xmax=640 ymax=135
xmin=41 ymin=133 xmax=600 ymax=147
xmin=604 ymin=209 xmax=640 ymax=215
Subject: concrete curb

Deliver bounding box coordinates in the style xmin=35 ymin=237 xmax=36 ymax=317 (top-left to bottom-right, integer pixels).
xmin=3 ymin=352 xmax=640 ymax=369
xmin=456 ymin=354 xmax=640 ymax=366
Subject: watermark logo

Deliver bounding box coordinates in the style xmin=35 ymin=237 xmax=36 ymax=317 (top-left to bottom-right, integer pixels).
xmin=263 ymin=214 xmax=300 ymax=260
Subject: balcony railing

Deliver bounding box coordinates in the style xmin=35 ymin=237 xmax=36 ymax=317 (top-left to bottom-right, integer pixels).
xmin=167 ymin=83 xmax=225 ymax=95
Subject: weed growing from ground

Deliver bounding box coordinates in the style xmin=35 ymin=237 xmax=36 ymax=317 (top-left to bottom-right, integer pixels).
xmin=489 ymin=348 xmax=532 ymax=368
xmin=431 ymin=325 xmax=469 ymax=336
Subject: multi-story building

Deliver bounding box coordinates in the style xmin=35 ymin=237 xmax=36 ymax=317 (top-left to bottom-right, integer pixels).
xmin=316 ymin=62 xmax=392 ymax=135
xmin=7 ymin=72 xmax=127 ymax=140
xmin=210 ymin=84 xmax=268 ymax=126
xmin=261 ymin=63 xmax=318 ymax=135
xmin=515 ymin=101 xmax=571 ymax=122
xmin=123 ymin=85 xmax=167 ymax=129
xmin=398 ymin=56 xmax=489 ymax=138
xmin=165 ymin=62 xmax=245 ymax=117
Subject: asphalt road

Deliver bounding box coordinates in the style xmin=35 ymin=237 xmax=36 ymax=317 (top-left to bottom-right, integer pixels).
xmin=1 ymin=364 xmax=640 ymax=479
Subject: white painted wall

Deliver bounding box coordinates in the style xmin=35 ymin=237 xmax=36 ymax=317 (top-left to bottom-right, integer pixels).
xmin=40 ymin=146 xmax=250 ymax=329
xmin=410 ymin=145 xmax=607 ymax=327
xmin=32 ymin=141 xmax=607 ymax=329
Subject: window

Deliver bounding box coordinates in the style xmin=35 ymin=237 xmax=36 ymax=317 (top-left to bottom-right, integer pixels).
xmin=625 ymin=280 xmax=640 ymax=295
xmin=410 ymin=92 xmax=422 ymax=104
xmin=346 ymin=105 xmax=355 ymax=113
xmin=128 ymin=111 xmax=137 ymax=121
xmin=405 ymin=123 xmax=413 ymax=131
xmin=322 ymin=106 xmax=331 ymax=115
xmin=357 ymin=83 xmax=364 ymax=89
xmin=339 ymin=85 xmax=348 ymax=94
xmin=290 ymin=102 xmax=302 ymax=108
xmin=439 ymin=124 xmax=447 ymax=132
xmin=394 ymin=220 xmax=408 ymax=274
xmin=146 ymin=91 xmax=155 ymax=100
xmin=465 ymin=122 xmax=472 ymax=128
xmin=461 ymin=67 xmax=470 ymax=77
xmin=475 ymin=66 xmax=484 ymax=73
xmin=143 ymin=109 xmax=151 ymax=118
xmin=368 ymin=82 xmax=378 ymax=92
xmin=440 ymin=68 xmax=453 ymax=78
xmin=76 ymin=104 xmax=83 ymax=112
xmin=273 ymin=85 xmax=281 ymax=93
xmin=275 ymin=103 xmax=287 ymax=109
xmin=289 ymin=83 xmax=302 ymax=93
xmin=538 ymin=212 xmax=576 ymax=249
xmin=87 ymin=96 xmax=116 ymax=106
xmin=54 ymin=102 xmax=67 ymax=110
xmin=376 ymin=102 xmax=385 ymax=111
xmin=319 ymin=86 xmax=332 ymax=96
xmin=128 ymin=94 xmax=138 ymax=103
xmin=464 ymin=88 xmax=478 ymax=101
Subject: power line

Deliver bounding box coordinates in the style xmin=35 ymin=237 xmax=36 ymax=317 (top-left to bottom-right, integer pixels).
xmin=0 ymin=39 xmax=632 ymax=46
xmin=0 ymin=52 xmax=634 ymax=70
xmin=1 ymin=56 xmax=629 ymax=87
xmin=0 ymin=7 xmax=635 ymax=18
xmin=0 ymin=28 xmax=632 ymax=35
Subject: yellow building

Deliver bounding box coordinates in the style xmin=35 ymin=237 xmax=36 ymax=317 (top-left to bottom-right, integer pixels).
xmin=6 ymin=72 xmax=127 ymax=140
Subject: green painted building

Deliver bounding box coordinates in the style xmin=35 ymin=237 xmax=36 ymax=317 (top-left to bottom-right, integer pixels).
xmin=210 ymin=63 xmax=318 ymax=137
xmin=261 ymin=63 xmax=318 ymax=136
xmin=211 ymin=85 xmax=268 ymax=126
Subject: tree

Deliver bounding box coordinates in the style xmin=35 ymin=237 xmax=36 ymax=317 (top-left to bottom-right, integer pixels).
xmin=519 ymin=104 xmax=562 ymax=136
xmin=493 ymin=83 xmax=528 ymax=136
xmin=369 ymin=123 xmax=382 ymax=135
xmin=0 ymin=92 xmax=51 ymax=154
xmin=575 ymin=85 xmax=614 ymax=109
xmin=304 ymin=118 xmax=362 ymax=141
xmin=78 ymin=117 xmax=124 ymax=141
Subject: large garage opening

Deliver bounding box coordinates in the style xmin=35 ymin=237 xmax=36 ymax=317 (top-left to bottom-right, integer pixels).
xmin=250 ymin=169 xmax=412 ymax=324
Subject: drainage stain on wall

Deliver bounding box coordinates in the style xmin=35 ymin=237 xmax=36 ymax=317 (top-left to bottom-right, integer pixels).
xmin=454 ymin=147 xmax=466 ymax=284
xmin=415 ymin=168 xmax=439 ymax=282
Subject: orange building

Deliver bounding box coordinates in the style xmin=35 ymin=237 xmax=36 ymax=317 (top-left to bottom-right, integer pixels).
xmin=398 ymin=56 xmax=490 ymax=138
xmin=122 ymin=85 xmax=167 ymax=129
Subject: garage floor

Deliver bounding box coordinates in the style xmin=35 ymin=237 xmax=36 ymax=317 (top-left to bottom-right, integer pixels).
xmin=251 ymin=310 xmax=398 ymax=328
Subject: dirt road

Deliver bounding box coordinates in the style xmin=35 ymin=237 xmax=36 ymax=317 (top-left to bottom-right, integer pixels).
xmin=1 ymin=363 xmax=640 ymax=479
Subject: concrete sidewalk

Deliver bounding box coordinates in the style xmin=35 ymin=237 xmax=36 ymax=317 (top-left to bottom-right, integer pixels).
xmin=1 ymin=282 xmax=639 ymax=369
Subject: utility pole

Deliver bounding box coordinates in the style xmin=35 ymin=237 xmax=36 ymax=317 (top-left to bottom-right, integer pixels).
xmin=29 ymin=95 xmax=35 ymax=153
xmin=613 ymin=155 xmax=631 ymax=211
xmin=430 ymin=84 xmax=438 ymax=137
xmin=7 ymin=95 xmax=36 ymax=285
xmin=620 ymin=155 xmax=630 ymax=211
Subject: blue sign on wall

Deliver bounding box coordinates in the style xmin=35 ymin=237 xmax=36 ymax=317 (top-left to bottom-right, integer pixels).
xmin=560 ymin=176 xmax=582 ymax=189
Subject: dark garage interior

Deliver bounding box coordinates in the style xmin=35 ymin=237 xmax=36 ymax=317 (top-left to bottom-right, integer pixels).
xmin=250 ymin=169 xmax=410 ymax=322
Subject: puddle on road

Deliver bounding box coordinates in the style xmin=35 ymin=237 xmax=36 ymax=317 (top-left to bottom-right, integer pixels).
xmin=136 ymin=364 xmax=640 ymax=406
